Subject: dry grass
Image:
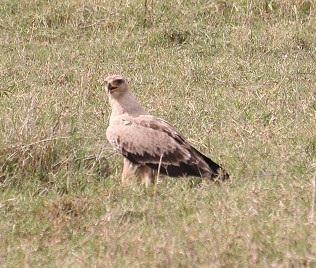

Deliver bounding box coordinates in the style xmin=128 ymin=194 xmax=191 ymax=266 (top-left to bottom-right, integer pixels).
xmin=0 ymin=0 xmax=316 ymax=267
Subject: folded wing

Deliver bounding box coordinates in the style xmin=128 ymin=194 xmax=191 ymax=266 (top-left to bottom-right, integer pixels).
xmin=107 ymin=115 xmax=229 ymax=180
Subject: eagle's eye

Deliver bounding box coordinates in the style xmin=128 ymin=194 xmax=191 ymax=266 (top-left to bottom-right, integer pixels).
xmin=114 ymin=79 xmax=124 ymax=85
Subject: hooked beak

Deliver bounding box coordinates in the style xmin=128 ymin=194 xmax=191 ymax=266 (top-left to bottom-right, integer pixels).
xmin=107 ymin=83 xmax=113 ymax=92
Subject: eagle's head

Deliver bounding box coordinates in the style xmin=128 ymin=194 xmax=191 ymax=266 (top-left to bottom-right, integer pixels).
xmin=105 ymin=75 xmax=129 ymax=97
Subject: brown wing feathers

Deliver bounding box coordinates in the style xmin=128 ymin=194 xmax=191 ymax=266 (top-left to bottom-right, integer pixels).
xmin=115 ymin=117 xmax=229 ymax=180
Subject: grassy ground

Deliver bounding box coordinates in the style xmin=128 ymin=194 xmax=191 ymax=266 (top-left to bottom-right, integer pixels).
xmin=0 ymin=0 xmax=315 ymax=267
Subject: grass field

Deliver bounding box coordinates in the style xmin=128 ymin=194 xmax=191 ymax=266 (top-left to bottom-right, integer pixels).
xmin=0 ymin=0 xmax=316 ymax=267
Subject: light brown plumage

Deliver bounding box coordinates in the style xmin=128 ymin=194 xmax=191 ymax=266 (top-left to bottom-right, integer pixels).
xmin=105 ymin=75 xmax=229 ymax=185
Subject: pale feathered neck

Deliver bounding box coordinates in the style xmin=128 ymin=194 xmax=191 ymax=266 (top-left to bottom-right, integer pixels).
xmin=109 ymin=89 xmax=148 ymax=117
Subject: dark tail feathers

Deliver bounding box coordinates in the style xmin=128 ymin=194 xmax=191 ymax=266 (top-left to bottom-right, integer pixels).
xmin=200 ymin=153 xmax=230 ymax=181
